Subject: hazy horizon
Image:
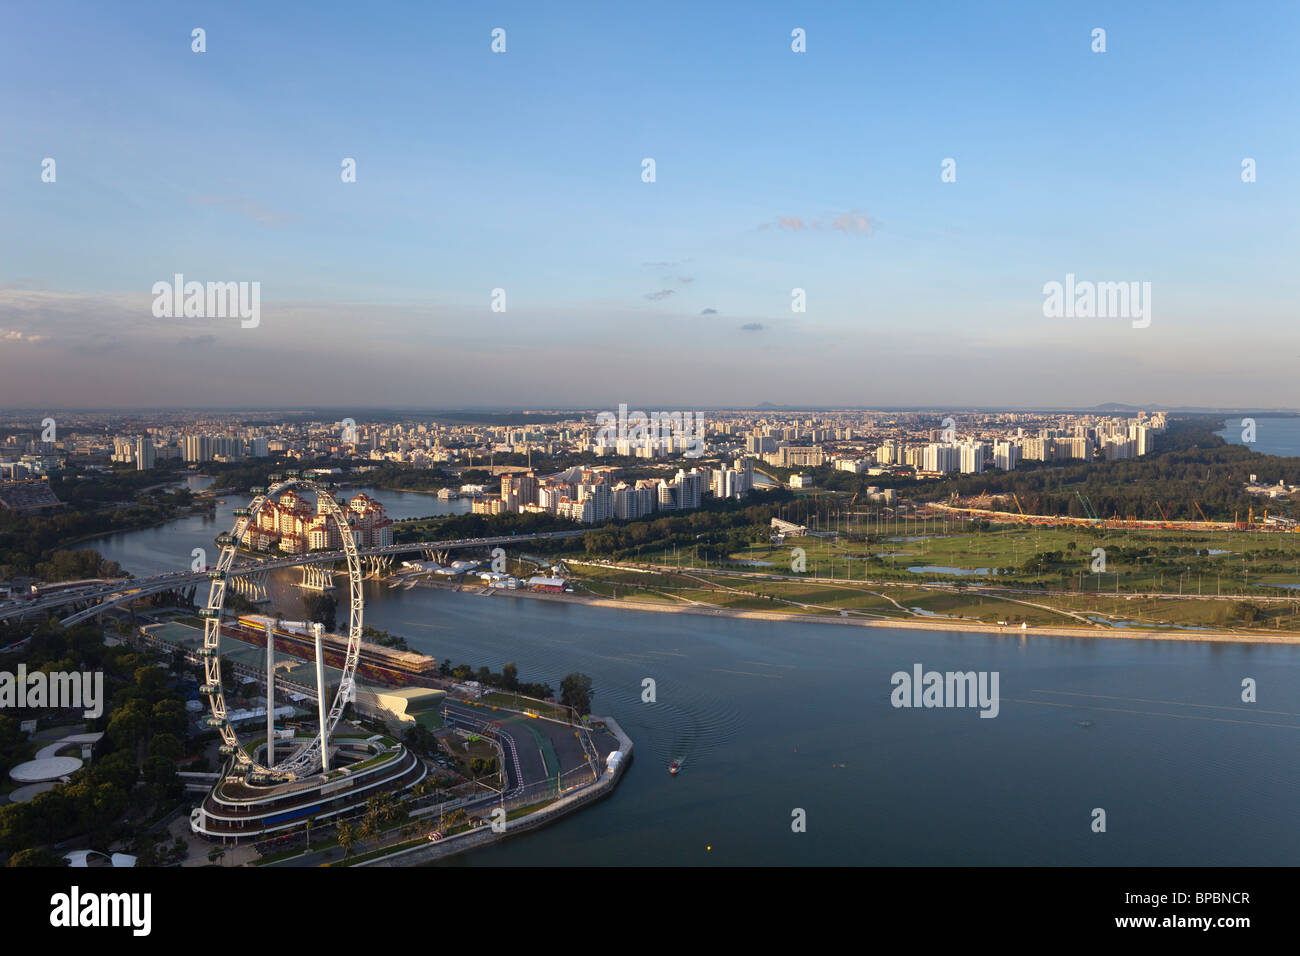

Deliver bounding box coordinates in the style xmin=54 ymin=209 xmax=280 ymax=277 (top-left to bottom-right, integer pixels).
xmin=3 ymin=1 xmax=1297 ymax=408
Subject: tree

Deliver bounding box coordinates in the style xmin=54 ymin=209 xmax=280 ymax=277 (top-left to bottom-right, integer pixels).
xmin=147 ymin=732 xmax=183 ymax=763
xmin=302 ymin=593 xmax=337 ymax=632
xmin=7 ymin=848 xmax=69 ymax=867
xmin=335 ymin=819 xmax=356 ymax=858
xmin=359 ymin=804 xmax=379 ymax=842
xmin=502 ymin=662 xmax=519 ymax=691
xmin=106 ymin=700 xmax=150 ymax=753
xmin=0 ymin=715 xmax=27 ymax=777
xmin=560 ymin=673 xmax=594 ymax=716
xmin=151 ymin=700 xmax=187 ymax=738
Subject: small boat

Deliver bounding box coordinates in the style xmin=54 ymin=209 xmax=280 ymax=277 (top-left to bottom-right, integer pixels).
xmin=669 ymin=760 xmax=680 ymax=776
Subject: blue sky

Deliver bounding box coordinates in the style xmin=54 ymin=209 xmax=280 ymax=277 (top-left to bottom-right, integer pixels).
xmin=1 ymin=0 xmax=1297 ymax=408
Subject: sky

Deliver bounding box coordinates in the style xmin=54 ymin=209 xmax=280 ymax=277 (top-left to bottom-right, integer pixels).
xmin=1 ymin=0 xmax=1297 ymax=410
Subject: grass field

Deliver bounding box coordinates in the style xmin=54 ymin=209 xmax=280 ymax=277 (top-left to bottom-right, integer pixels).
xmin=633 ymin=519 xmax=1300 ymax=590
xmin=568 ymin=519 xmax=1300 ymax=632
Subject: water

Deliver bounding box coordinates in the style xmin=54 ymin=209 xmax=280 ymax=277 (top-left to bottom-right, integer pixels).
xmin=356 ymin=588 xmax=1300 ymax=866
xmin=907 ymin=565 xmax=995 ymax=576
xmin=86 ymin=487 xmax=471 ymax=578
xmin=1216 ymin=415 xmax=1300 ymax=457
xmin=87 ymin=502 xmax=1300 ymax=865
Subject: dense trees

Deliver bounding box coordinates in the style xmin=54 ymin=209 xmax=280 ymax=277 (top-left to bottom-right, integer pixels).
xmin=362 ymin=625 xmax=408 ymax=650
xmin=804 ymin=418 xmax=1300 ymax=524
xmin=302 ymin=593 xmax=338 ymax=632
xmin=0 ymin=462 xmax=212 ymax=579
xmin=0 ymin=623 xmax=193 ymax=857
xmin=401 ymin=723 xmax=437 ymax=756
xmin=395 ymin=509 xmax=574 ymax=545
xmin=6 ymin=848 xmax=69 ymax=867
xmin=581 ymin=494 xmax=793 ymax=561
xmin=440 ymin=655 xmax=553 ymax=699
xmin=0 ymin=715 xmax=29 ymax=779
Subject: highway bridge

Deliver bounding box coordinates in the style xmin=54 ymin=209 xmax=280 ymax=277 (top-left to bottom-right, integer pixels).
xmin=0 ymin=530 xmax=586 ymax=626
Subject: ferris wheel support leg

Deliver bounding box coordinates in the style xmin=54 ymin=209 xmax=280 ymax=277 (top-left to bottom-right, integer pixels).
xmin=314 ymin=622 xmax=330 ymax=772
xmin=265 ymin=623 xmax=275 ymax=767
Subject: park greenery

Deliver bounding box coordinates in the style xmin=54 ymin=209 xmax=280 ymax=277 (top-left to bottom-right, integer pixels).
xmin=0 ymin=619 xmax=199 ymax=861
xmin=435 ymin=657 xmax=555 ymax=700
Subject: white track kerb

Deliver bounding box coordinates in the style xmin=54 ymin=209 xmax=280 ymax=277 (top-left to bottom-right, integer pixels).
xmin=201 ymin=476 xmax=363 ymax=780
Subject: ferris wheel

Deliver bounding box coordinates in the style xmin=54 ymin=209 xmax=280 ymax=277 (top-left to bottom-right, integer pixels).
xmin=199 ymin=473 xmax=364 ymax=780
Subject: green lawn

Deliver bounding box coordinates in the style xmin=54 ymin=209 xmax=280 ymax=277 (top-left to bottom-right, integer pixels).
xmin=564 ymin=520 xmax=1300 ymax=632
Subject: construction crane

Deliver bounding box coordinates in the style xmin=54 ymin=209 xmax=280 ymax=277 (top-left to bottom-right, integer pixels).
xmin=1075 ymin=490 xmax=1100 ymax=522
xmin=1012 ymin=493 xmax=1026 ymax=517
xmin=1194 ymin=501 xmax=1209 ymax=523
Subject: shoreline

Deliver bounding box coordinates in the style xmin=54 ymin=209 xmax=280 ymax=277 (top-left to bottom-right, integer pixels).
xmin=359 ymin=714 xmax=631 ymax=868
xmin=472 ymin=581 xmax=1300 ymax=647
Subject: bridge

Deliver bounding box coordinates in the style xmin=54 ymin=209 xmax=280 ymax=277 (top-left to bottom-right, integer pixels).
xmin=0 ymin=530 xmax=586 ymax=626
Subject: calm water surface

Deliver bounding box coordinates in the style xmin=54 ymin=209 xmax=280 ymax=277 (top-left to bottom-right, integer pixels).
xmin=87 ymin=490 xmax=1300 ymax=865
xmin=1216 ymin=416 xmax=1300 ymax=458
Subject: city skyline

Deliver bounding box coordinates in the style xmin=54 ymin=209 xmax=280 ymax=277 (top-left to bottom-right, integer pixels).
xmin=6 ymin=0 xmax=1300 ymax=907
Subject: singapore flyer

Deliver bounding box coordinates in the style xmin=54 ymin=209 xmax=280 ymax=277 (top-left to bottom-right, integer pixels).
xmin=199 ymin=473 xmax=363 ymax=780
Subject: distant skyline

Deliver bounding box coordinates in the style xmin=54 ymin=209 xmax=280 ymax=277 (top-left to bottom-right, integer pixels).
xmin=0 ymin=403 xmax=1292 ymax=417
xmin=2 ymin=1 xmax=1298 ymax=408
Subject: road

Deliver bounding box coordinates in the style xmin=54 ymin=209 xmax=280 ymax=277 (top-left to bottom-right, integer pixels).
xmin=274 ymin=703 xmax=591 ymax=867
